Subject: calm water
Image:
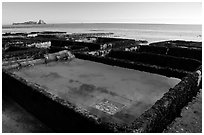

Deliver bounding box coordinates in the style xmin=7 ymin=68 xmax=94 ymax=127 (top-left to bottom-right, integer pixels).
xmin=14 ymin=59 xmax=180 ymax=124
xmin=2 ymin=23 xmax=202 ymax=43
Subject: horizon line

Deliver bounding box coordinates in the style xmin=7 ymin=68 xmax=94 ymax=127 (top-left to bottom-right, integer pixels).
xmin=2 ymin=22 xmax=202 ymax=26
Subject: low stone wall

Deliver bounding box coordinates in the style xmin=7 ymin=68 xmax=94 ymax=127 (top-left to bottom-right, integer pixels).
xmin=167 ymin=47 xmax=201 ymax=61
xmin=122 ymin=66 xmax=202 ymax=133
xmin=51 ymin=38 xmax=141 ymax=51
xmin=4 ymin=46 xmax=29 ymax=52
xmin=2 ymin=59 xmax=45 ymax=70
xmin=3 ymin=51 xmax=75 ymax=70
xmin=137 ymin=45 xmax=167 ymax=55
xmin=95 ymin=37 xmax=136 ymax=44
xmin=136 ymin=45 xmax=201 ymax=61
xmin=51 ymin=40 xmax=101 ymax=51
xmin=74 ymin=53 xmax=190 ymax=79
xmin=3 ymin=48 xmax=47 ymax=60
xmin=95 ymin=37 xmax=139 ymax=48
xmin=49 ymin=46 xmax=89 ymax=53
xmin=149 ymin=40 xmax=202 ymax=49
xmin=107 ymin=50 xmax=201 ymax=72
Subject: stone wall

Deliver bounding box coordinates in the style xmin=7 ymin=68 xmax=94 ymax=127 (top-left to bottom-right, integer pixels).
xmin=136 ymin=45 xmax=201 ymax=61
xmin=107 ymin=50 xmax=201 ymax=72
xmin=51 ymin=40 xmax=100 ymax=51
xmin=3 ymin=48 xmax=47 ymax=60
xmin=74 ymin=52 xmax=190 ymax=79
xmin=122 ymin=66 xmax=202 ymax=133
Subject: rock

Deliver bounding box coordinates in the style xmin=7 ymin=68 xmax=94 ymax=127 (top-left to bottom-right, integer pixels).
xmin=38 ymin=20 xmax=46 ymax=24
xmin=13 ymin=20 xmax=46 ymax=25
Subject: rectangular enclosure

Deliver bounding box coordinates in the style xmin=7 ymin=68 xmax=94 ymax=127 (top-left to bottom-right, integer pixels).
xmin=13 ymin=58 xmax=180 ymax=125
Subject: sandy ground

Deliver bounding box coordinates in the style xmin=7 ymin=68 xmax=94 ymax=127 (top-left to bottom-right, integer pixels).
xmin=164 ymin=90 xmax=202 ymax=133
xmin=2 ymin=95 xmax=53 ymax=133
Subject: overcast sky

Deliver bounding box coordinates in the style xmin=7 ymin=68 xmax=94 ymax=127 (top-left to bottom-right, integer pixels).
xmin=2 ymin=2 xmax=202 ymax=25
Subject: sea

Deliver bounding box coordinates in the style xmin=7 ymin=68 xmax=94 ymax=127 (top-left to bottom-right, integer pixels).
xmin=2 ymin=23 xmax=202 ymax=43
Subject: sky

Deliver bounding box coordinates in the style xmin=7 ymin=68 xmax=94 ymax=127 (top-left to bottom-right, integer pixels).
xmin=2 ymin=2 xmax=202 ymax=25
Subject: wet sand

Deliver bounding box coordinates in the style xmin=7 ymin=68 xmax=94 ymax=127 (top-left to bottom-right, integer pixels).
xmin=14 ymin=58 xmax=180 ymax=124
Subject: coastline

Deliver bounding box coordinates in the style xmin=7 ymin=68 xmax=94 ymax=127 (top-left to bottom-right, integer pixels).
xmin=2 ymin=23 xmax=202 ymax=43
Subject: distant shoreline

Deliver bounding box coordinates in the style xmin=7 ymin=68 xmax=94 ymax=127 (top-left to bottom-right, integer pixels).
xmin=12 ymin=23 xmax=46 ymax=25
xmin=12 ymin=20 xmax=46 ymax=26
xmin=2 ymin=22 xmax=202 ymax=27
